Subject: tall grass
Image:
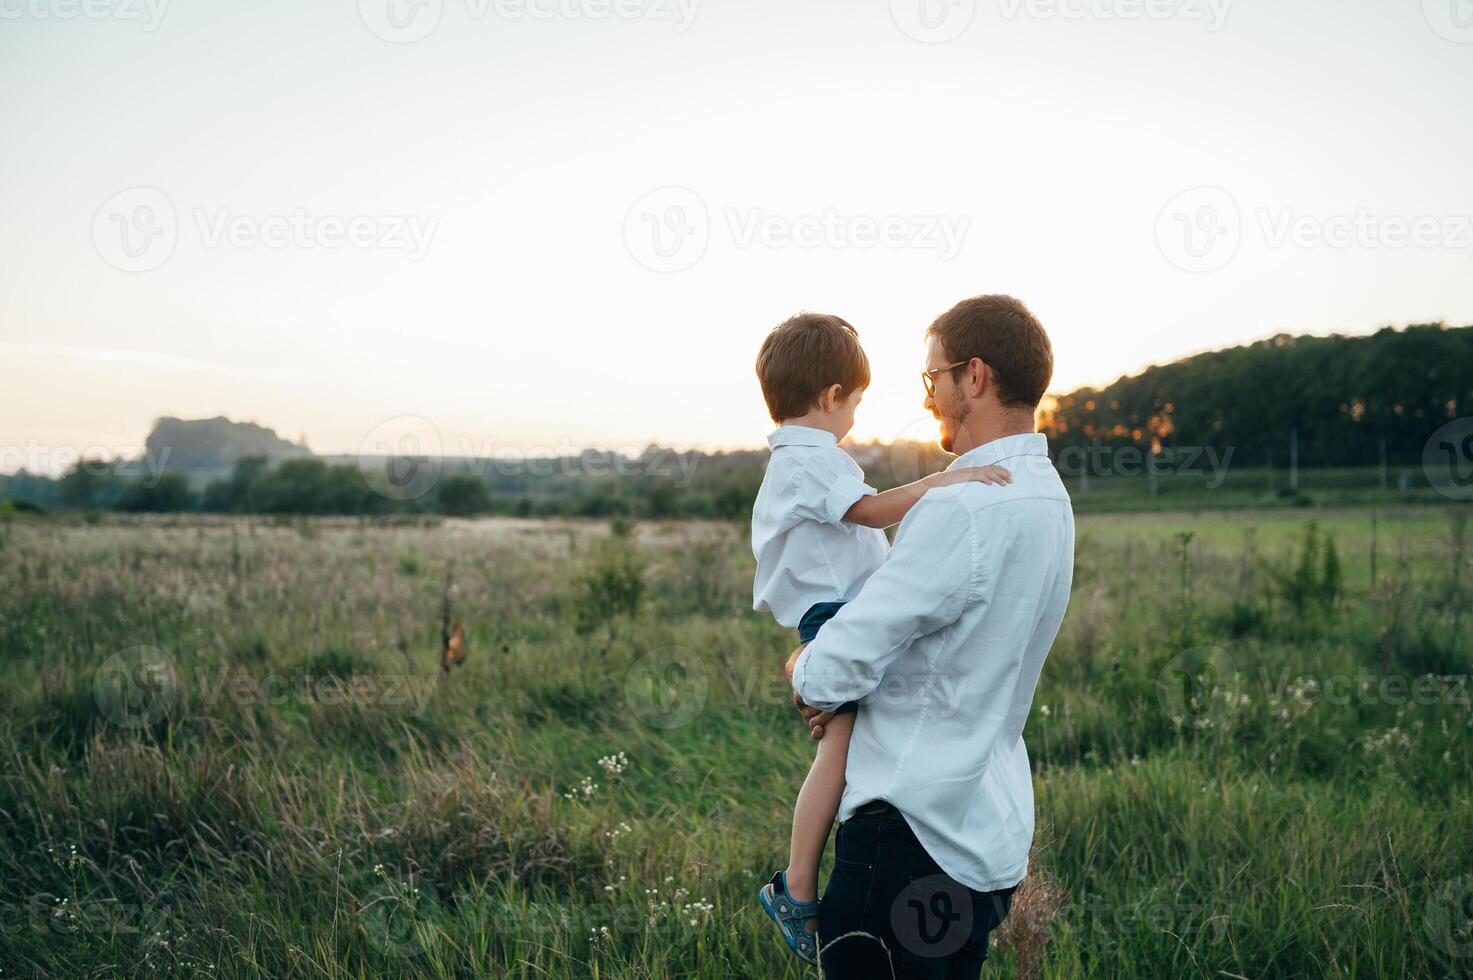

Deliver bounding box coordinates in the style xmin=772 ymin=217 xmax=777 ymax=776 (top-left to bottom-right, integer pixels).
xmin=0 ymin=508 xmax=1469 ymax=978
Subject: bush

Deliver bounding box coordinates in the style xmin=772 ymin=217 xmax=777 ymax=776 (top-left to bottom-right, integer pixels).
xmin=1217 ymin=600 xmax=1266 ymax=637
xmin=252 ymin=458 xmax=373 ymax=514
xmin=58 ymin=459 xmax=114 ymax=509
xmin=114 ymin=472 xmax=196 ymax=513
xmin=644 ymin=483 xmax=678 ymax=519
xmin=1265 ymin=521 xmax=1342 ymax=612
xmin=573 ymin=535 xmax=645 ymax=632
xmin=437 ymin=475 xmax=492 ymax=516
xmin=204 ymin=455 xmax=269 ymax=512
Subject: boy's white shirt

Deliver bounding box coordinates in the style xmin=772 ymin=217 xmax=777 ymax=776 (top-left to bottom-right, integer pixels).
xmin=750 ymin=424 xmax=888 ymax=629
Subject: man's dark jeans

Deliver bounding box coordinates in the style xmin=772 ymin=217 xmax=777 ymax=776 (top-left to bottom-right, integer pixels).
xmin=817 ymin=801 xmax=1016 ymax=980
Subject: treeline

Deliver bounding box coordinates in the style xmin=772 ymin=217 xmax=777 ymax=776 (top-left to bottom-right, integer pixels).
xmin=2 ymin=455 xmax=762 ymax=520
xmin=5 ymin=323 xmax=1469 ymax=518
xmin=1040 ymin=324 xmax=1473 ymax=466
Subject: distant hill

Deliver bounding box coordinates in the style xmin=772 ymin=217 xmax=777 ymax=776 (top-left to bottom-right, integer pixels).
xmin=144 ymin=416 xmax=311 ymax=472
xmin=1041 ymin=324 xmax=1473 ymax=467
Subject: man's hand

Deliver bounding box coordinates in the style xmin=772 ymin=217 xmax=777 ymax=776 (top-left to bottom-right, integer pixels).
xmin=785 ymin=642 xmax=836 ymax=739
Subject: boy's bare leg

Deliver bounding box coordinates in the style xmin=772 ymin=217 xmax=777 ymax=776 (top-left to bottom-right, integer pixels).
xmin=784 ymin=709 xmax=854 ymax=931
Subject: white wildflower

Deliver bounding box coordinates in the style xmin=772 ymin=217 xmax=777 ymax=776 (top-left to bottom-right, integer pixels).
xmin=598 ymin=752 xmax=629 ymax=777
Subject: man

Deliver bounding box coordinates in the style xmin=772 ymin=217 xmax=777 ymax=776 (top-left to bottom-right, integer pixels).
xmin=789 ymin=294 xmax=1075 ymax=979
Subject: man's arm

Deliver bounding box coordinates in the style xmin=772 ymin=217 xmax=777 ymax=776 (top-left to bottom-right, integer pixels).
xmin=792 ymin=492 xmax=977 ymax=710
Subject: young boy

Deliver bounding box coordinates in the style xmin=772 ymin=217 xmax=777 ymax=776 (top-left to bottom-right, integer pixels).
xmin=751 ymin=312 xmax=1011 ymax=965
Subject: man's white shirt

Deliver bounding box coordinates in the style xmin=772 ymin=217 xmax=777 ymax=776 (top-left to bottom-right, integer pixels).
xmin=750 ymin=425 xmax=888 ymax=629
xmin=792 ymin=432 xmax=1074 ymax=892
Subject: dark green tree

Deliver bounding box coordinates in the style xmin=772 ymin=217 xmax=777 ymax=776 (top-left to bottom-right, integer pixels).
xmin=115 ymin=472 xmax=195 ymax=513
xmin=59 ymin=459 xmax=113 ymax=509
xmin=437 ymin=475 xmax=492 ymax=516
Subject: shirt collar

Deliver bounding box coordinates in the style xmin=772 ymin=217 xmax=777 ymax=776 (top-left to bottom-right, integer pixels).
xmin=767 ymin=425 xmax=840 ymax=450
xmin=946 ymin=432 xmax=1049 ymax=471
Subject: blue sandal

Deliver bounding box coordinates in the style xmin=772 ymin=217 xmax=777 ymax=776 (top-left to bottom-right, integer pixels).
xmin=758 ymin=870 xmax=820 ymax=965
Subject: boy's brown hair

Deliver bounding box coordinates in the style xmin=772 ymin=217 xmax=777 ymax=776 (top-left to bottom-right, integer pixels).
xmin=925 ymin=295 xmax=1053 ymax=409
xmin=756 ymin=313 xmax=871 ymax=423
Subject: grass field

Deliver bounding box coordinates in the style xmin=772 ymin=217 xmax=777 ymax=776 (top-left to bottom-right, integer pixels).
xmin=1 ymin=506 xmax=1471 ymax=978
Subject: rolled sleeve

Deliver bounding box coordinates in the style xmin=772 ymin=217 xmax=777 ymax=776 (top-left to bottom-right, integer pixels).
xmin=823 ymin=473 xmax=875 ymax=525
xmin=786 ymin=454 xmax=876 ymax=528
xmin=790 ymin=645 xmax=846 ymax=713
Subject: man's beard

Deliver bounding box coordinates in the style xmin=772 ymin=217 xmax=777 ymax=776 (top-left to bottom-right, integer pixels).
xmin=937 ymin=398 xmax=971 ymax=455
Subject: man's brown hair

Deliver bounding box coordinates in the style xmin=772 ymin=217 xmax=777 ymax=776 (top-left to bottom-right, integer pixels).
xmin=756 ymin=313 xmax=871 ymax=422
xmin=925 ymin=295 xmax=1053 ymax=409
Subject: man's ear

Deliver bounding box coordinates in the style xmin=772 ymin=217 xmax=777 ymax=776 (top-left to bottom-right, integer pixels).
xmin=968 ymin=359 xmax=989 ymax=399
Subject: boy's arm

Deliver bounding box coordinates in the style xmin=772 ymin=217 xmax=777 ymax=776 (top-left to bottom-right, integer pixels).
xmin=843 ymin=465 xmax=1010 ymax=529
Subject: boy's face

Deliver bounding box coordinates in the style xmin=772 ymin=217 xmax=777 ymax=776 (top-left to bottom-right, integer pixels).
xmin=832 ymin=386 xmax=864 ymax=440
xmin=784 ymin=382 xmax=864 ymax=441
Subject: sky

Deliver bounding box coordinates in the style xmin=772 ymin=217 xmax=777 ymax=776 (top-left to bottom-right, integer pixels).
xmin=3 ymin=0 xmax=1472 ymax=474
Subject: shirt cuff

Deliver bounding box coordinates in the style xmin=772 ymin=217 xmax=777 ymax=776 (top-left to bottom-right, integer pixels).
xmin=824 ymin=473 xmax=876 ymax=525
xmin=791 ymin=641 xmax=845 ymax=712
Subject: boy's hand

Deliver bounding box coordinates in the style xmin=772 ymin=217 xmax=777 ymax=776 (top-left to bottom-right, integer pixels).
xmin=931 ymin=464 xmax=1011 ymax=489
xmin=794 ymin=692 xmax=835 ymax=740
xmin=784 ymin=642 xmax=834 ymax=739
xmin=782 ymin=642 xmax=806 ymax=683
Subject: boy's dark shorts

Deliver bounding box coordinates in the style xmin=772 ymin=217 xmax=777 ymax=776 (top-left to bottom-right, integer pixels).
xmin=797 ymin=601 xmax=858 ymax=717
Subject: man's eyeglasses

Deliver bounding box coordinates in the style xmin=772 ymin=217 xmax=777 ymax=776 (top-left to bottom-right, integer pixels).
xmin=921 ymin=360 xmax=971 ymax=397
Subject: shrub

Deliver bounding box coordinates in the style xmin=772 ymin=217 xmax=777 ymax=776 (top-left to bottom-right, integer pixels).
xmin=114 ymin=472 xmax=196 ymax=513
xmin=437 ymin=475 xmax=492 ymax=517
xmin=1265 ymin=521 xmax=1341 ymax=612
xmin=573 ymin=535 xmax=645 ymax=632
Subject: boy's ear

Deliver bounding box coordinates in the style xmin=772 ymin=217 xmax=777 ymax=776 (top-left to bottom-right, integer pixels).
xmin=818 ymin=383 xmax=842 ymax=413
